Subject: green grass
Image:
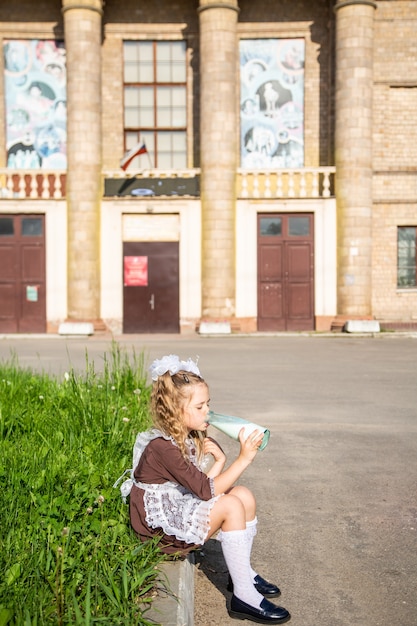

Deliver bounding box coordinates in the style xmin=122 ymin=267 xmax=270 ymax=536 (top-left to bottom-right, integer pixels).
xmin=0 ymin=343 xmax=166 ymax=625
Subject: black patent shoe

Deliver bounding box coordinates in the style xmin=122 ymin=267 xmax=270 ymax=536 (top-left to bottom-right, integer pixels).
xmin=229 ymin=595 xmax=291 ymax=624
xmin=227 ymin=574 xmax=281 ymax=598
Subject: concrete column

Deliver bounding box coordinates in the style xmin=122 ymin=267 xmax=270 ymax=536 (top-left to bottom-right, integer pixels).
xmin=198 ymin=0 xmax=239 ymax=321
xmin=334 ymin=0 xmax=377 ymax=316
xmin=62 ymin=0 xmax=103 ymax=322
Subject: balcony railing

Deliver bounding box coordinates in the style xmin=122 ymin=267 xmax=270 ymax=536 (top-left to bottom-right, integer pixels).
xmin=0 ymin=167 xmax=335 ymax=200
xmin=237 ymin=167 xmax=335 ymax=199
xmin=102 ymin=168 xmax=201 ymax=197
xmin=0 ymin=169 xmax=66 ymax=199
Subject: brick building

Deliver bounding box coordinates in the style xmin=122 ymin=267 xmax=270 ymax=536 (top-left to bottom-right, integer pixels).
xmin=0 ymin=0 xmax=416 ymax=334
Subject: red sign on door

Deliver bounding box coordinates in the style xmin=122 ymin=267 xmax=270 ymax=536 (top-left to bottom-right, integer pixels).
xmin=124 ymin=256 xmax=148 ymax=286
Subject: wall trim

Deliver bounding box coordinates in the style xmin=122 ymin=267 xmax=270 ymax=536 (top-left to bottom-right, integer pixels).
xmin=197 ymin=3 xmax=240 ymax=14
xmin=62 ymin=3 xmax=103 ymax=16
xmin=334 ymin=0 xmax=377 ymax=11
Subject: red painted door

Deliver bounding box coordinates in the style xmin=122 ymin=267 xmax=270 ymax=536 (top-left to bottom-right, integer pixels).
xmin=0 ymin=215 xmax=46 ymax=333
xmin=123 ymin=241 xmax=180 ymax=333
xmin=258 ymin=213 xmax=314 ymax=331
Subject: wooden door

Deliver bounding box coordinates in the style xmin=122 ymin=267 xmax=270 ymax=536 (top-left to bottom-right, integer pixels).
xmin=123 ymin=241 xmax=180 ymax=333
xmin=0 ymin=214 xmax=46 ymax=333
xmin=258 ymin=213 xmax=314 ymax=331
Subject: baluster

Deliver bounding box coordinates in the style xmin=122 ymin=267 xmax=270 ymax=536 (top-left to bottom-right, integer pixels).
xmin=323 ymin=171 xmax=331 ymax=197
xmin=6 ymin=172 xmax=14 ymax=198
xmin=312 ymin=171 xmax=319 ymax=197
xmin=53 ymin=174 xmax=63 ymax=199
xmin=253 ymin=172 xmax=260 ymax=198
xmin=42 ymin=173 xmax=50 ymax=198
xmin=288 ymin=171 xmax=295 ymax=197
xmin=276 ymin=171 xmax=283 ymax=197
xmin=264 ymin=172 xmax=272 ymax=198
xmin=300 ymin=170 xmax=306 ymax=197
xmin=30 ymin=173 xmax=38 ymax=198
xmin=18 ymin=174 xmax=26 ymax=198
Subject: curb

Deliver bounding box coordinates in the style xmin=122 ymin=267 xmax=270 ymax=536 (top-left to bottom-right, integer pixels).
xmin=146 ymin=554 xmax=194 ymax=626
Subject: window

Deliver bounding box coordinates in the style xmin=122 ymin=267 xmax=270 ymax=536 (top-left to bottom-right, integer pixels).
xmin=397 ymin=227 xmax=417 ymax=288
xmin=288 ymin=216 xmax=310 ymax=237
xmin=260 ymin=217 xmax=282 ymax=236
xmin=22 ymin=217 xmax=43 ymax=237
xmin=123 ymin=41 xmax=187 ymax=169
xmin=0 ymin=217 xmax=14 ymax=236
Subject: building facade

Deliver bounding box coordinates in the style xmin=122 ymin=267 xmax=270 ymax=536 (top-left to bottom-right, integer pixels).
xmin=0 ymin=0 xmax=416 ymax=334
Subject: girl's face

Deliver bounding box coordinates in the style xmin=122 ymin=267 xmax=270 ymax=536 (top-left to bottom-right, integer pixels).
xmin=182 ymin=382 xmax=210 ymax=433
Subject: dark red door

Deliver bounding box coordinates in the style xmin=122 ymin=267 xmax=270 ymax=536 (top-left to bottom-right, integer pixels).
xmin=123 ymin=241 xmax=180 ymax=333
xmin=258 ymin=214 xmax=314 ymax=331
xmin=0 ymin=214 xmax=46 ymax=333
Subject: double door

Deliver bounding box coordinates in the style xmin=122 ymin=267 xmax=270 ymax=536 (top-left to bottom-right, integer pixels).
xmin=0 ymin=214 xmax=46 ymax=333
xmin=258 ymin=213 xmax=314 ymax=331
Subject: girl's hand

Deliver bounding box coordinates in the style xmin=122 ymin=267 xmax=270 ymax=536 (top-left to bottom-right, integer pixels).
xmin=204 ymin=437 xmax=226 ymax=464
xmin=204 ymin=437 xmax=226 ymax=477
xmin=212 ymin=429 xmax=263 ymax=495
xmin=238 ymin=427 xmax=264 ymax=462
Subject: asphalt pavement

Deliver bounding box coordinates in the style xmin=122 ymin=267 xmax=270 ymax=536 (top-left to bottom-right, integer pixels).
xmin=1 ymin=331 xmax=417 ymax=626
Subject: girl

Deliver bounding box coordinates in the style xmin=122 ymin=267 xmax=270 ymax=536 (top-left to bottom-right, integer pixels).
xmin=119 ymin=354 xmax=290 ymax=624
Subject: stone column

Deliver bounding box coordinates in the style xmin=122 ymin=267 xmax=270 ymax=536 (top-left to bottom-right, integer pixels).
xmin=198 ymin=0 xmax=239 ymax=321
xmin=62 ymin=0 xmax=103 ymax=322
xmin=334 ymin=0 xmax=377 ymax=316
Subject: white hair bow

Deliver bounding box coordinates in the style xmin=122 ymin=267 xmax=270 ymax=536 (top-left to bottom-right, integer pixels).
xmin=149 ymin=354 xmax=201 ymax=381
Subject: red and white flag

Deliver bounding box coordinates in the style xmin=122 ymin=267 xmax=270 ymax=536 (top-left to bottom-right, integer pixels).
xmin=120 ymin=142 xmax=147 ymax=171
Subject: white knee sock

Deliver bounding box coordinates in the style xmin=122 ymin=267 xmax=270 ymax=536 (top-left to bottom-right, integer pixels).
xmin=246 ymin=517 xmax=258 ymax=581
xmin=218 ymin=528 xmax=264 ymax=608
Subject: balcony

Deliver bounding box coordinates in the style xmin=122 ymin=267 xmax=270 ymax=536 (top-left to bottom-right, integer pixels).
xmin=103 ymin=168 xmax=200 ymax=197
xmin=237 ymin=167 xmax=335 ymax=199
xmin=0 ymin=169 xmax=66 ymax=199
xmin=0 ymin=167 xmax=335 ymax=201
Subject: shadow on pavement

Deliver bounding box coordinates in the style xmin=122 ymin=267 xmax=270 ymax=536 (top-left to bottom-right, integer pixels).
xmin=194 ymin=538 xmax=229 ymax=604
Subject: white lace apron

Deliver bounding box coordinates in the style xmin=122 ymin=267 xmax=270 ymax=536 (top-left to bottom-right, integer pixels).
xmin=114 ymin=429 xmax=220 ymax=545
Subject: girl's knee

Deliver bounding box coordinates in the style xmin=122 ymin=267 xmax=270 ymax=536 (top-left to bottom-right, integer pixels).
xmin=221 ymin=493 xmax=246 ymax=515
xmin=230 ymin=485 xmax=256 ymax=507
xmin=209 ymin=493 xmax=246 ymax=534
xmin=228 ymin=485 xmax=256 ymax=520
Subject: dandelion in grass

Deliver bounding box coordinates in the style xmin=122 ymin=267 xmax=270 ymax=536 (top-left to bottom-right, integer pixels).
xmin=39 ymin=395 xmax=44 ymax=400
xmin=122 ymin=417 xmax=130 ymax=423
xmin=97 ymin=495 xmax=105 ymax=505
xmin=86 ymin=507 xmax=93 ymax=514
xmin=63 ymin=371 xmax=70 ymax=382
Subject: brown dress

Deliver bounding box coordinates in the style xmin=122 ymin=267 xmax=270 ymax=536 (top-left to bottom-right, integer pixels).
xmin=129 ymin=435 xmax=219 ymax=555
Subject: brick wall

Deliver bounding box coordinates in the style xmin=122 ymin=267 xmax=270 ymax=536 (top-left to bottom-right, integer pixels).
xmin=372 ymin=205 xmax=417 ymax=321
xmin=372 ymin=1 xmax=417 ymax=321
